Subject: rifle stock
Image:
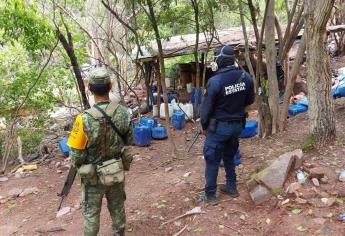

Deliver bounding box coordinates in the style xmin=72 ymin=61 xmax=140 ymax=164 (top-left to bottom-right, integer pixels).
xmin=57 ymin=166 xmax=77 ymax=210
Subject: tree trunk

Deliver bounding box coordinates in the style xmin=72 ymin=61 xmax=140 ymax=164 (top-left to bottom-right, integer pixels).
xmin=305 ymin=0 xmax=336 ymax=144
xmin=56 ymin=30 xmax=90 ymax=109
xmin=265 ymin=0 xmax=280 ymax=134
xmin=279 ymin=34 xmax=306 ymax=130
xmin=191 ymin=0 xmax=200 ymax=116
xmin=146 ymin=0 xmax=177 ymax=155
xmin=248 ymin=0 xmax=272 ymax=137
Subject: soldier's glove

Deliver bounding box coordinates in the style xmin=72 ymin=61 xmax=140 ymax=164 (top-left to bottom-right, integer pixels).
xmin=121 ymin=147 xmax=133 ymax=171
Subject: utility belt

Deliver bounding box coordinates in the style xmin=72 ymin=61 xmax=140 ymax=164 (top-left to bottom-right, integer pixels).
xmin=208 ymin=114 xmax=247 ymax=133
xmin=78 ymin=157 xmax=124 ymax=186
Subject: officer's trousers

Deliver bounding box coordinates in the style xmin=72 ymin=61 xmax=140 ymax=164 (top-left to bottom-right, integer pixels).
xmin=203 ymin=121 xmax=243 ymax=197
xmin=82 ymin=182 xmax=126 ymax=236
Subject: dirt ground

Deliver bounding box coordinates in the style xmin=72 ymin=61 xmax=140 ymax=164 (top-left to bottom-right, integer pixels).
xmin=2 ymin=60 xmax=345 ymax=236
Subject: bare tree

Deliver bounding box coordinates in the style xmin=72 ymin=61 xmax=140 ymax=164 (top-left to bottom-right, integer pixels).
xmin=265 ymin=0 xmax=279 ymax=134
xmin=142 ymin=0 xmax=178 ymax=155
xmin=305 ymin=0 xmax=336 ymax=144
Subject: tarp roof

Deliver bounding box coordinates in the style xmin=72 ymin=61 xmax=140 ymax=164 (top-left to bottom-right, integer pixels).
xmin=132 ymin=24 xmax=345 ymax=62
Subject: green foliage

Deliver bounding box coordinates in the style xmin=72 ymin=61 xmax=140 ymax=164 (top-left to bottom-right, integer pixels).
xmin=0 ymin=0 xmax=54 ymax=53
xmin=0 ymin=42 xmax=55 ymax=119
xmin=17 ymin=127 xmax=45 ymax=155
xmin=165 ymin=54 xmax=194 ymax=79
xmin=303 ymin=134 xmax=316 ymax=152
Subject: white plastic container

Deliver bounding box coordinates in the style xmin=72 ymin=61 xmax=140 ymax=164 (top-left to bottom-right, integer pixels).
xmin=165 ymin=78 xmax=171 ymax=88
xmin=338 ymin=67 xmax=345 ymax=76
xmin=159 ymin=103 xmax=174 ymax=119
xmin=180 ymin=103 xmax=194 ymax=120
xmin=152 ymin=105 xmax=158 ymax=117
xmin=186 ymin=83 xmax=192 ymax=93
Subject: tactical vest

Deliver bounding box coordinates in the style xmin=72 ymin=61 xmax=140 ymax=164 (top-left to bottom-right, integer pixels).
xmin=84 ymin=102 xmax=120 ymax=164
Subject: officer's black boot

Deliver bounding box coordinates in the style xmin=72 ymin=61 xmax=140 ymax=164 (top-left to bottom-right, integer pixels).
xmin=205 ymin=195 xmax=219 ymax=206
xmin=219 ymin=184 xmax=240 ymax=198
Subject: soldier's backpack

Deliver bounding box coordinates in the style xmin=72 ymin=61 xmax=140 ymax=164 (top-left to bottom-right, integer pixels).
xmin=85 ymin=102 xmax=125 ymax=186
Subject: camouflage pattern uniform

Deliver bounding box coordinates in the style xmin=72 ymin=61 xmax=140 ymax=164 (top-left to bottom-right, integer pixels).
xmin=69 ymin=68 xmax=133 ymax=236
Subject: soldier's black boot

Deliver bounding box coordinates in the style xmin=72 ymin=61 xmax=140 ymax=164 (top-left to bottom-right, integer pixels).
xmin=219 ymin=184 xmax=240 ymax=198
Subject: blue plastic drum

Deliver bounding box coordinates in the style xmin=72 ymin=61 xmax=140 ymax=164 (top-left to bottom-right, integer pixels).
xmin=134 ymin=126 xmax=151 ymax=146
xmin=171 ymin=111 xmax=185 ymax=129
xmin=152 ymin=126 xmax=168 ymax=139
xmin=139 ymin=117 xmax=157 ymax=128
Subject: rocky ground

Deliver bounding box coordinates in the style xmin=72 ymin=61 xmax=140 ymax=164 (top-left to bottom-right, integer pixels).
xmin=1 ymin=98 xmax=345 ymax=236
xmin=2 ymin=57 xmax=345 ymax=236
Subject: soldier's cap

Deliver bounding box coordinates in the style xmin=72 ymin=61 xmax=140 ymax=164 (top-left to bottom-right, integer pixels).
xmin=88 ymin=67 xmax=110 ymax=85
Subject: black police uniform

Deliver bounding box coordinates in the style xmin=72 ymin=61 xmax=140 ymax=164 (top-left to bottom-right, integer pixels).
xmin=201 ymin=65 xmax=255 ymax=198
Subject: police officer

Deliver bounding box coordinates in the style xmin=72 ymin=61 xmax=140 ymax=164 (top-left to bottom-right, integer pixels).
xmin=68 ymin=67 xmax=133 ymax=236
xmin=200 ymin=45 xmax=255 ymax=205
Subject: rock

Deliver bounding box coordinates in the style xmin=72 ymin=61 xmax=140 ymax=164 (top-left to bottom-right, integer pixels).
xmin=165 ymin=167 xmax=173 ymax=172
xmin=56 ymin=207 xmax=71 ymax=218
xmin=320 ymin=176 xmax=329 ymax=184
xmin=249 ymin=185 xmax=272 ymax=204
xmin=0 ymin=176 xmax=9 ymax=182
xmin=0 ymin=198 xmax=8 ymax=204
xmin=183 ymin=172 xmax=192 ymax=177
xmin=246 ymin=178 xmax=258 ymax=192
xmin=23 ymin=153 xmax=40 ymax=162
xmin=295 ymin=197 xmax=308 ymax=204
xmin=291 ymin=149 xmax=303 ymax=170
xmin=338 ymin=189 xmax=345 ymax=197
xmin=286 ymin=182 xmax=301 ymax=194
xmin=321 ymin=198 xmax=335 ymax=207
xmin=312 ymin=218 xmax=326 ymax=225
xmin=339 ymin=170 xmax=345 ymax=182
xmin=256 ymin=151 xmax=296 ymax=191
xmin=19 ymin=187 xmax=39 ymax=197
xmin=14 ymin=173 xmax=22 ymax=179
xmin=8 ymin=188 xmax=23 ymax=198
xmin=55 ymin=162 xmax=61 ymax=168
xmin=308 ymin=167 xmax=325 ymax=179
xmin=312 ymin=178 xmax=320 ymax=187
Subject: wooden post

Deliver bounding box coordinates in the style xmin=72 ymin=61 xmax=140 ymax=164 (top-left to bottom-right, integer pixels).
xmin=155 ymin=60 xmax=161 ymax=118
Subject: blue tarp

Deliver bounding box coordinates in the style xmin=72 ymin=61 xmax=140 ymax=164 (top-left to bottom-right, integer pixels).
xmin=288 ymin=104 xmax=308 ymax=117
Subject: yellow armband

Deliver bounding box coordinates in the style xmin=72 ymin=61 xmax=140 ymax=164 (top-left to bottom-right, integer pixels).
xmin=67 ymin=114 xmax=88 ymax=150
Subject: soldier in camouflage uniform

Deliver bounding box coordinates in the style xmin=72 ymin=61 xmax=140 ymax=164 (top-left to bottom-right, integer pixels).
xmin=68 ymin=67 xmax=133 ymax=236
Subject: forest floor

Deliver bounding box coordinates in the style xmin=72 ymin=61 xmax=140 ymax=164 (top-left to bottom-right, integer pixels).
xmin=1 ymin=101 xmax=345 ymax=236
xmin=2 ymin=61 xmax=345 ymax=235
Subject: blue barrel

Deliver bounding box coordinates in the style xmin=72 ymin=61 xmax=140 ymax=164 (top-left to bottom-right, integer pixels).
xmin=191 ymin=87 xmax=202 ymax=106
xmin=171 ymin=111 xmax=185 ymax=129
xmin=152 ymin=126 xmax=168 ymax=139
xmin=240 ymin=121 xmax=258 ymax=138
xmin=134 ymin=126 xmax=151 ymax=146
xmin=59 ymin=137 xmax=70 ymax=156
xmin=139 ymin=117 xmax=157 ymax=128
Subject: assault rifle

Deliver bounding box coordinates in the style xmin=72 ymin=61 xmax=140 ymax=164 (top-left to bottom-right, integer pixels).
xmin=186 ymin=119 xmax=202 ymax=152
xmin=57 ymin=166 xmax=77 ymax=210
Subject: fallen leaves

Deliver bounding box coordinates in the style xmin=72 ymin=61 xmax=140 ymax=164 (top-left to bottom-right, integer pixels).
xmin=296 ymin=224 xmax=308 ymax=232
xmin=291 ymin=208 xmax=303 ymax=215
